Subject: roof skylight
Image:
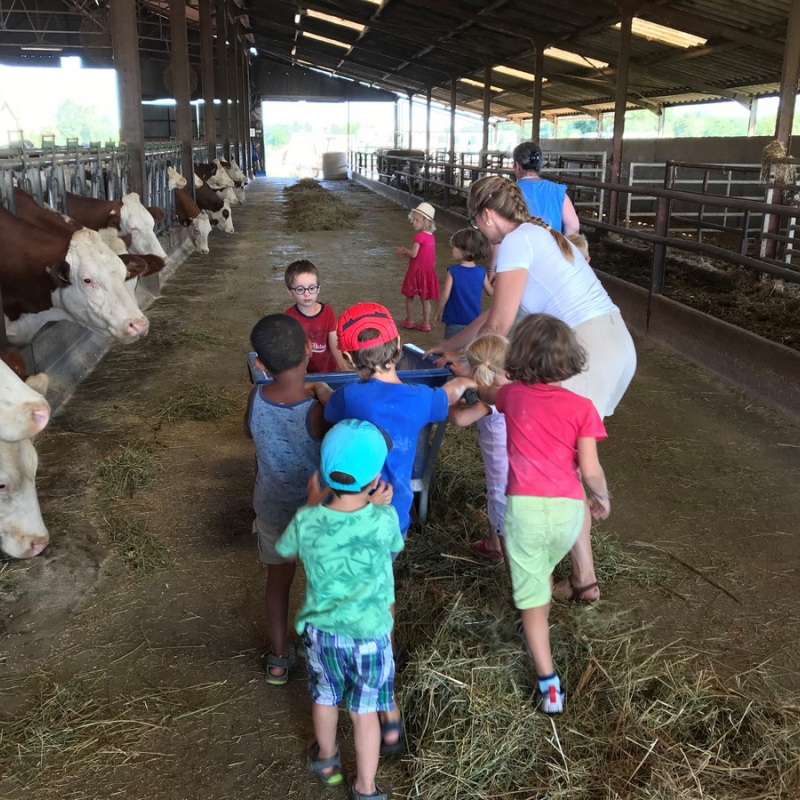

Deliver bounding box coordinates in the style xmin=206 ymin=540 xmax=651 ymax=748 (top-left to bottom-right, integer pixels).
xmin=614 ymin=18 xmax=707 ymax=48
xmin=495 ymin=65 xmax=547 ymax=83
xmin=302 ymin=31 xmax=351 ymax=49
xmin=544 ymin=47 xmax=609 ymax=69
xmin=306 ymin=10 xmax=365 ymax=33
xmin=460 ymin=77 xmax=504 ymax=92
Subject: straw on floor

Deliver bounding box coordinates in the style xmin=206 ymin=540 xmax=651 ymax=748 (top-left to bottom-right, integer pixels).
xmin=283 ymin=178 xmax=358 ymax=231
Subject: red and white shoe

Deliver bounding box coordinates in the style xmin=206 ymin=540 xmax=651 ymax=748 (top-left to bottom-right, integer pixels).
xmin=535 ymin=685 xmax=565 ymax=716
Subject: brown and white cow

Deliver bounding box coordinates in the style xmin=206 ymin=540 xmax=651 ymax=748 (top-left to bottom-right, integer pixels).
xmin=0 ymin=205 xmax=149 ymax=345
xmin=174 ymin=188 xmax=212 ymax=255
xmin=0 ymin=359 xmax=49 ymax=442
xmin=167 ymin=166 xmax=187 ymax=190
xmin=66 ymin=192 xmax=169 ymax=267
xmin=195 ymin=182 xmax=235 ymax=234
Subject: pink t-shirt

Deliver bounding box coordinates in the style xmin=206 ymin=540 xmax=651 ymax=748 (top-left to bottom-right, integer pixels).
xmin=284 ymin=303 xmax=338 ymax=373
xmin=495 ymin=382 xmax=606 ymax=500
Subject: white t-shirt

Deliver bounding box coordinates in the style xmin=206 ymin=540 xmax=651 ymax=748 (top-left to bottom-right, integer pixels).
xmin=496 ymin=223 xmax=617 ymax=329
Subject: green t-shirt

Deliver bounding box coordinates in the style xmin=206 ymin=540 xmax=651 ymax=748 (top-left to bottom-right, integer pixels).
xmin=276 ymin=503 xmax=405 ymax=639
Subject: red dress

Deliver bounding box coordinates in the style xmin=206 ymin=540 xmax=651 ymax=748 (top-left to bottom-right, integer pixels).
xmin=284 ymin=303 xmax=338 ymax=373
xmin=401 ymin=232 xmax=439 ymax=300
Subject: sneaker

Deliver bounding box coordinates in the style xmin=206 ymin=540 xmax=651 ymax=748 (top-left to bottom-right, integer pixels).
xmin=534 ymin=684 xmax=565 ymax=716
xmin=415 ymin=322 xmax=432 ymax=332
xmin=399 ymin=318 xmax=416 ymax=329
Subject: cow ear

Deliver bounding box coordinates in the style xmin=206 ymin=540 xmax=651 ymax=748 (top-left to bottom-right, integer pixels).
xmin=180 ymin=218 xmax=191 ymax=227
xmin=210 ymin=217 xmax=219 ymax=226
xmin=147 ymin=206 xmax=166 ymax=223
xmin=142 ymin=254 xmax=166 ymax=275
xmin=49 ymin=260 xmax=71 ymax=284
xmin=120 ymin=253 xmax=148 ymax=279
xmin=25 ymin=372 xmax=49 ymax=395
xmin=106 ymin=211 xmax=122 ymax=230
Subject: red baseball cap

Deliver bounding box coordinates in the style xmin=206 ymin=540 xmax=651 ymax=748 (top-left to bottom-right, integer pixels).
xmin=337 ymin=302 xmax=399 ymax=352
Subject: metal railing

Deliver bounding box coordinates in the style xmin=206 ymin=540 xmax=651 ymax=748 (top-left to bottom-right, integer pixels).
xmin=144 ymin=142 xmax=181 ymax=231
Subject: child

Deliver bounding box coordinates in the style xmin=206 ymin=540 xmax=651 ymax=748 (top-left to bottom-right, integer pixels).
xmin=283 ymin=259 xmax=348 ymax=373
xmin=479 ymin=314 xmax=611 ymax=716
xmin=276 ymin=420 xmax=403 ymax=800
xmin=435 ymin=228 xmax=494 ymax=340
xmin=448 ymin=335 xmax=509 ymax=564
xmin=244 ymin=314 xmax=332 ymax=686
xmin=566 ymin=232 xmax=590 ymax=262
xmin=395 ymin=202 xmax=438 ymax=332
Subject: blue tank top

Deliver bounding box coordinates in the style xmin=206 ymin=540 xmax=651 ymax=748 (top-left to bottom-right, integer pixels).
xmin=250 ymin=390 xmax=321 ymax=528
xmin=442 ymin=264 xmax=487 ymax=325
xmin=517 ymin=179 xmax=568 ymax=233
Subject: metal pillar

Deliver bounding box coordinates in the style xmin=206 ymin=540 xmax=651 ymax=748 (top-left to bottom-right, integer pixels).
xmin=109 ymin=0 xmax=146 ymax=200
xmin=446 ymin=75 xmax=457 ymax=207
xmin=657 ymin=108 xmax=665 ymax=139
xmin=215 ymin=0 xmax=230 ymax=160
xmin=532 ymin=44 xmax=544 ymax=141
xmin=481 ymin=62 xmax=491 ymax=168
xmin=169 ymin=0 xmax=194 ymax=192
xmin=242 ymin=46 xmax=251 ymax=174
xmin=199 ymin=0 xmax=216 ymax=161
xmin=609 ymin=6 xmax=633 ymax=225
xmin=766 ymin=0 xmax=800 ymax=257
xmin=425 ymin=86 xmax=432 ymax=155
xmin=393 ymin=99 xmax=399 ymax=148
xmin=228 ymin=26 xmax=241 ymax=164
xmin=747 ymin=98 xmax=758 ymax=137
xmin=406 ymin=90 xmax=413 ymax=150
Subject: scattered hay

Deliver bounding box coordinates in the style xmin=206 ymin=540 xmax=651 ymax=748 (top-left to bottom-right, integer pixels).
xmin=283 ymin=178 xmax=358 ymax=232
xmin=0 ymin=561 xmax=18 ymax=595
xmin=96 ymin=440 xmax=159 ymax=499
xmin=153 ymin=383 xmax=236 ymax=423
xmin=151 ymin=328 xmax=226 ymax=349
xmin=761 ymin=139 xmax=797 ymax=186
xmin=102 ymin=516 xmax=171 ymax=574
xmin=391 ymin=425 xmax=800 ymax=799
xmin=0 ymin=670 xmax=234 ymax=791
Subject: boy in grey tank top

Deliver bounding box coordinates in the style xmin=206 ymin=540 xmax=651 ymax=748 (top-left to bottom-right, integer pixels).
xmin=244 ymin=314 xmax=333 ymax=686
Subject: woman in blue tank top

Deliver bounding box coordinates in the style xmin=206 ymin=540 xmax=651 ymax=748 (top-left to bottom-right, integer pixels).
xmin=513 ymin=141 xmax=580 ymax=236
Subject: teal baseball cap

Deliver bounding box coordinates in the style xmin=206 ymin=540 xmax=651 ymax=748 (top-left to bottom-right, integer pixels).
xmin=322 ymin=419 xmax=392 ymax=492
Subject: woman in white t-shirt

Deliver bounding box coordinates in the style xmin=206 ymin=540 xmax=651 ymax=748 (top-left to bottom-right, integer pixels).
xmin=427 ymin=175 xmax=636 ymax=603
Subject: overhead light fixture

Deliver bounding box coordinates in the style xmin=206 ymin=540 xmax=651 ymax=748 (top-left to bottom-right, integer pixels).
xmin=460 ymin=77 xmax=504 ymax=92
xmin=545 ymin=47 xmax=608 ymax=69
xmin=615 ymin=18 xmax=707 ymax=48
xmin=21 ymin=45 xmax=63 ymax=51
xmin=291 ymin=45 xmax=297 ymax=56
xmin=249 ymin=47 xmax=258 ymax=55
xmin=495 ymin=65 xmax=546 ymax=83
xmin=306 ymin=10 xmax=364 ymax=32
xmin=302 ymin=31 xmax=350 ymax=49
xmin=294 ymin=12 xmax=301 ymax=23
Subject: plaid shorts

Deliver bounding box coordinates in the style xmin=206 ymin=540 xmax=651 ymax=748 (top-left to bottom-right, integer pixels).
xmin=303 ymin=625 xmax=395 ymax=714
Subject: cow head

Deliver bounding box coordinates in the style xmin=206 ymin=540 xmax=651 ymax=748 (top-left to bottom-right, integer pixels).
xmin=0 ymin=363 xmax=50 ymax=442
xmin=193 ymin=173 xmax=203 ymax=189
xmin=207 ymin=164 xmax=234 ymax=191
xmin=226 ymin=160 xmax=248 ymax=185
xmin=217 ymin=185 xmax=238 ymax=206
xmin=0 ymin=433 xmax=49 ymax=559
xmin=233 ymin=185 xmax=246 ymax=205
xmin=209 ymin=200 xmax=234 ymax=234
xmin=167 ymin=166 xmax=187 ymax=190
xmin=190 ymin=212 xmax=212 ymax=254
xmin=51 ymin=229 xmax=149 ymax=342
xmin=118 ymin=193 xmax=169 ymax=262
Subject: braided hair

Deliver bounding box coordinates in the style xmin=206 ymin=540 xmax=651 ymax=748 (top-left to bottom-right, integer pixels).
xmin=467 ymin=175 xmax=575 ymax=262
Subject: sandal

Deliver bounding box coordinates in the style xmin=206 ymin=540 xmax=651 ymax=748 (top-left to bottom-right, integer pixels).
xmin=261 ymin=644 xmax=296 ymax=686
xmin=350 ymin=782 xmax=388 ymax=800
xmin=398 ymin=318 xmax=416 ymax=329
xmin=379 ymin=720 xmax=404 ymax=757
xmin=307 ymin=741 xmax=344 ymax=787
xmin=555 ymin=576 xmax=600 ymax=604
xmin=473 ymin=538 xmax=503 ymax=563
xmin=415 ymin=322 xmax=432 ymax=332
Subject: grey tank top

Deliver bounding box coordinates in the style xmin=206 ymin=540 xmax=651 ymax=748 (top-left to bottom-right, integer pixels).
xmin=250 ymin=390 xmax=322 ymax=528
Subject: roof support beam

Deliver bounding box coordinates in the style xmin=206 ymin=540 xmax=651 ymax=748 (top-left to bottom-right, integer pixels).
xmin=216 ymin=0 xmax=230 ymax=160
xmin=199 ymin=0 xmax=217 ymax=162
xmin=170 ymin=0 xmax=194 ymax=192
xmin=531 ymin=44 xmax=544 ymax=141
xmin=609 ymin=4 xmax=633 ymax=227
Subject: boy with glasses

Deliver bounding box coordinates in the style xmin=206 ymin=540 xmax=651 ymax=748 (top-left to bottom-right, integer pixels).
xmin=284 ymin=259 xmax=348 ymax=372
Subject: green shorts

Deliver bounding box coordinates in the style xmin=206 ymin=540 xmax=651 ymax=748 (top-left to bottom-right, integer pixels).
xmin=504 ymin=496 xmax=585 ymax=609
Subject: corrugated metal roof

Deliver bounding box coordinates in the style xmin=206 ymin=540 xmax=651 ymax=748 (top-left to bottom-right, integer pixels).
xmin=245 ymin=0 xmax=794 ymax=119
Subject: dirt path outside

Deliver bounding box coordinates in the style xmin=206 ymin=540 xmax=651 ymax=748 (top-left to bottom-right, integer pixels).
xmin=1 ymin=179 xmax=799 ymax=799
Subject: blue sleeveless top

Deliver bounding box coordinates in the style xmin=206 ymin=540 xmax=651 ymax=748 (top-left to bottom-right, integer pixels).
xmin=250 ymin=390 xmax=321 ymax=528
xmin=517 ymin=179 xmax=568 ymax=233
xmin=442 ymin=264 xmax=487 ymax=325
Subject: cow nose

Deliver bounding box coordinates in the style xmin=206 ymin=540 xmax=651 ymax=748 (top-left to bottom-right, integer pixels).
xmin=31 ymin=541 xmax=48 ymax=557
xmin=31 ymin=405 xmax=50 ymax=431
xmin=127 ymin=317 xmax=149 ymax=338
xmin=201 ymin=248 xmax=209 ymax=255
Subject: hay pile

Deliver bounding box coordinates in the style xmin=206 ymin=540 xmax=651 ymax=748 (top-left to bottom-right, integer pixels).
xmin=283 ymin=178 xmax=358 ymax=232
xmin=392 ymin=426 xmax=800 ymax=799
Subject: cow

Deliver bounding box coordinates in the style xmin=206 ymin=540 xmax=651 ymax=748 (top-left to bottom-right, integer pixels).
xmin=194 ymin=162 xmax=234 ymax=192
xmin=0 ymin=417 xmax=49 ymax=558
xmin=65 ymin=192 xmax=169 ymax=267
xmin=193 ymin=173 xmax=203 ymax=189
xmin=195 ymin=182 xmax=235 ymax=234
xmin=0 ymin=205 xmax=149 ymax=345
xmin=0 ymin=360 xmax=49 ymax=443
xmin=174 ymin=188 xmax=212 ymax=255
xmin=167 ymin=166 xmax=187 ymax=190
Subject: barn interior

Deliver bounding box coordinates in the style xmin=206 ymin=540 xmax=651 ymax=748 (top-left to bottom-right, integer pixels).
xmin=1 ymin=3 xmax=800 ymax=800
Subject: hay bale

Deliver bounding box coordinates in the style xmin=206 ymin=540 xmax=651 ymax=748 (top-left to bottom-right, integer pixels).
xmin=283 ymin=178 xmax=358 ymax=232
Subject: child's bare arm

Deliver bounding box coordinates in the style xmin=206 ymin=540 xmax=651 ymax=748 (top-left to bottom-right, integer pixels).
xmin=328 ymin=331 xmax=350 ymax=372
xmin=435 ymin=271 xmax=453 ymax=324
xmin=449 ymin=401 xmax=491 ymax=427
xmin=483 ymin=273 xmax=495 ymax=296
xmin=369 ymin=480 xmax=393 ymax=505
xmin=243 ymin=386 xmax=256 ymax=438
xmin=395 ymin=242 xmax=420 ymax=259
xmin=577 ymin=437 xmax=610 ymax=519
xmin=307 ymin=381 xmax=334 ymax=406
xmin=442 ymin=376 xmax=477 ymax=405
xmin=476 ymin=383 xmax=500 ymax=406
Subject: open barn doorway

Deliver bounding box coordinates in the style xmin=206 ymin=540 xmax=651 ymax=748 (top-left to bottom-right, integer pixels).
xmin=261 ymin=99 xmax=394 ymax=178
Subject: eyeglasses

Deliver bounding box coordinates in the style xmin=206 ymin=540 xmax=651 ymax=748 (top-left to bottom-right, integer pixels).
xmin=291 ymin=285 xmax=319 ymax=295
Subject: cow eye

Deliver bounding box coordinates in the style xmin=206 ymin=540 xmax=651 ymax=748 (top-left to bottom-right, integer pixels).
xmin=83 ymin=277 xmax=94 ymax=285
xmin=0 ymin=483 xmax=7 ymax=491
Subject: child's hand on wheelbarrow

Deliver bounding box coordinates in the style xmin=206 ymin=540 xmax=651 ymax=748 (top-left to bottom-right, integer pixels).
xmin=369 ymin=480 xmax=394 ymax=506
xmin=444 ymin=376 xmax=478 ymax=405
